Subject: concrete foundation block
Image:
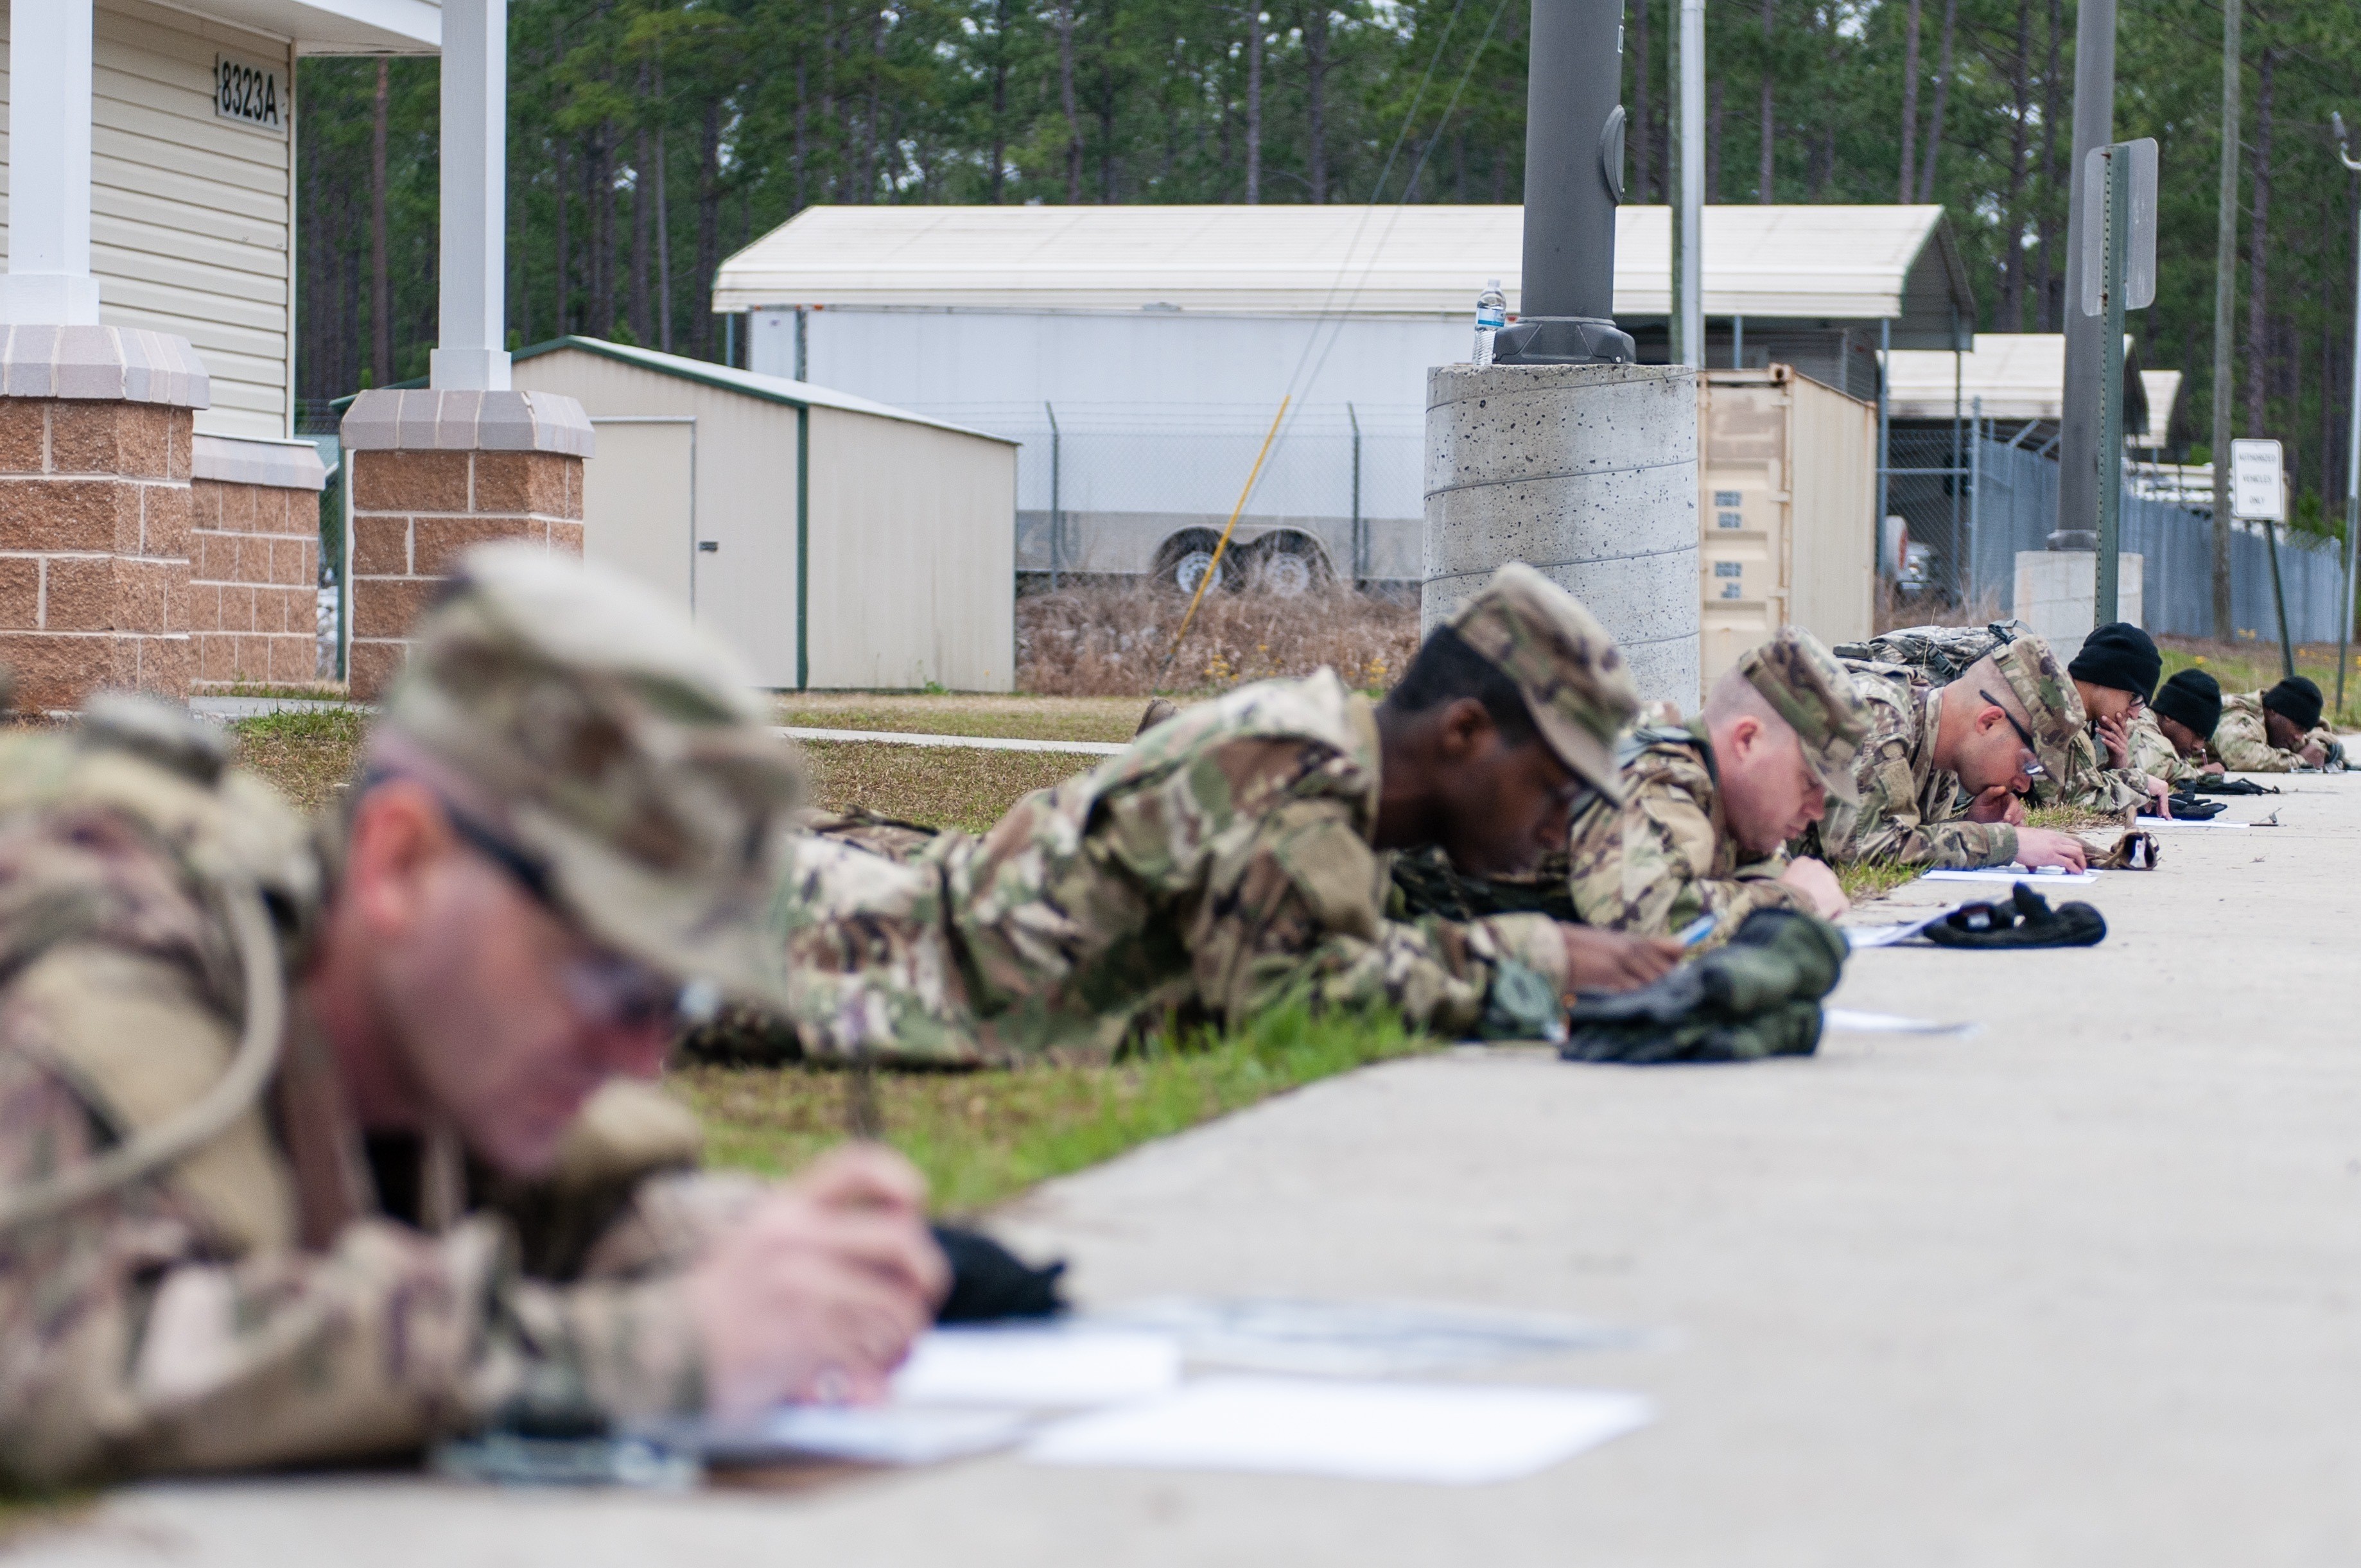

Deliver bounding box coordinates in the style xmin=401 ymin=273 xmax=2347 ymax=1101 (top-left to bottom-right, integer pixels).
xmin=2012 ymin=550 xmax=2144 ymax=668
xmin=1423 ymin=361 xmax=1700 ymax=711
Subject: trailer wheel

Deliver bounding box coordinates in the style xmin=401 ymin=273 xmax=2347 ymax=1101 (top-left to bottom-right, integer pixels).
xmin=1154 ymin=530 xmax=1241 ymax=595
xmin=1243 ymin=534 xmax=1329 ymax=598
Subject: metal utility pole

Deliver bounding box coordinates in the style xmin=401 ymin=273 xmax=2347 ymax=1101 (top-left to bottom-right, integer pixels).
xmin=2053 ymin=0 xmax=2116 ymax=547
xmin=1491 ymin=0 xmax=1637 ymax=365
xmin=2210 ymin=0 xmax=2241 ymax=640
xmin=2334 ymin=114 xmax=2361 ymax=713
xmin=1673 ymin=0 xmax=1705 ymax=368
xmin=2093 ymin=151 xmax=2132 ymax=622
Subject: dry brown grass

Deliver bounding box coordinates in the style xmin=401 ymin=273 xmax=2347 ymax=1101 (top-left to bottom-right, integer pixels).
xmin=229 ymin=710 xmax=367 ymax=813
xmin=799 ymin=741 xmax=1086 ymax=835
xmin=1873 ymin=582 xmax=2005 ymax=635
xmin=1018 ymin=581 xmax=1419 ymax=697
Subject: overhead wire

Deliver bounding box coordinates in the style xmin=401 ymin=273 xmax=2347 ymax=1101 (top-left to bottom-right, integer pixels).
xmin=1171 ymin=0 xmax=1520 ymax=666
xmin=1160 ymin=0 xmax=1508 ymax=666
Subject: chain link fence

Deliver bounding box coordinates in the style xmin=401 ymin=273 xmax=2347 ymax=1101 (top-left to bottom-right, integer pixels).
xmin=952 ymin=404 xmax=1427 ymax=591
xmin=1885 ymin=422 xmax=2351 ymax=643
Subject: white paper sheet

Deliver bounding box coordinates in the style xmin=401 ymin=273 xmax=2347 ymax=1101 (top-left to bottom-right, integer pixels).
xmin=2139 ymin=816 xmax=2249 ymax=828
xmin=1822 ymin=1007 xmax=1978 ymax=1036
xmin=889 ymin=1326 xmax=1183 ymax=1409
xmin=754 ymin=1406 xmax=1036 ymax=1465
xmin=1842 ymin=908 xmax=1962 ymax=949
xmin=1921 ymin=867 xmax=2101 ymax=885
xmin=628 ymin=1406 xmax=1037 ymax=1467
xmin=1084 ymin=1298 xmax=1643 ymax=1376
xmin=1025 ymin=1376 xmax=1652 ymax=1485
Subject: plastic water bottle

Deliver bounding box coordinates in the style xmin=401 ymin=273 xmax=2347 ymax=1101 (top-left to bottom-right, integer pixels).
xmin=1473 ymin=279 xmax=1507 ymax=366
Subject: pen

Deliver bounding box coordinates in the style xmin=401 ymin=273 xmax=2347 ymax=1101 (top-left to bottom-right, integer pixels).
xmin=1675 ymin=912 xmax=1719 ymax=948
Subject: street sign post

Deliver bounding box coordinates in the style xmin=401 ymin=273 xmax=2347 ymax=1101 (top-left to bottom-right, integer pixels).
xmin=2080 ymin=137 xmax=2159 ymax=626
xmin=2231 ymin=437 xmax=2296 ymax=676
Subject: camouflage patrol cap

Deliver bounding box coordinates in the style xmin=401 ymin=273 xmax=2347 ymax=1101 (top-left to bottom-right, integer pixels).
xmin=1735 ymin=627 xmax=1872 ymax=805
xmin=1448 ymin=562 xmax=1641 ymax=802
xmin=1984 ymin=633 xmax=2088 ymax=787
xmin=379 ymin=543 xmax=803 ymax=1009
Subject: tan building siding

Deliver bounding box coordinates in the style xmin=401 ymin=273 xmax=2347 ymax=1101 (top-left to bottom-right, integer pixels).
xmin=0 ymin=1 xmax=297 ymax=440
xmin=510 ymin=344 xmax=1018 ymax=692
xmin=806 ymin=407 xmax=1016 ymax=692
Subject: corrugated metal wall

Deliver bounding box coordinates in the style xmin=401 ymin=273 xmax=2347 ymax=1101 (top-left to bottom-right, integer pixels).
xmin=0 ymin=1 xmax=295 ymax=440
xmin=1966 ymin=437 xmax=2348 ymax=643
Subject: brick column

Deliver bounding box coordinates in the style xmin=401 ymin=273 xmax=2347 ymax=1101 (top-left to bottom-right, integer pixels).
xmin=339 ymin=390 xmax=593 ymax=700
xmin=0 ymin=326 xmax=211 ymax=712
xmin=189 ymin=436 xmax=330 ymax=692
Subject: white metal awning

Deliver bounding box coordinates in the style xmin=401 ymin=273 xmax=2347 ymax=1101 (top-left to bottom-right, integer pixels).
xmin=187 ymin=0 xmax=438 ymax=52
xmin=713 ymin=204 xmax=1977 ymax=347
xmin=1886 ymin=333 xmax=2152 ymax=425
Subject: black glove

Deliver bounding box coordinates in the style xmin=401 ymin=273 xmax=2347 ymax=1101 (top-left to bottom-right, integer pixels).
xmin=932 ymin=1225 xmax=1068 ymax=1322
xmin=1920 ymin=882 xmax=2105 ymax=949
xmin=2155 ymin=793 xmax=2225 ymax=819
xmin=1560 ymin=909 xmax=1847 ymax=1065
xmin=2188 ymin=777 xmax=2279 ymax=796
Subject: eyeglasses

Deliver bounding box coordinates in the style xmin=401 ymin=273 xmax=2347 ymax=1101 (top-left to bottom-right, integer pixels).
xmin=444 ymin=805 xmax=699 ymax=1033
xmin=1978 ymin=689 xmax=2047 ymax=780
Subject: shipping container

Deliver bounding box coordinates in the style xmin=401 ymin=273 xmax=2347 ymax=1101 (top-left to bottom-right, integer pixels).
xmin=1696 ymin=366 xmax=1877 ymax=684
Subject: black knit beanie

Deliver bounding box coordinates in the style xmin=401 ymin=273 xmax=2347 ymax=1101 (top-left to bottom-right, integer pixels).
xmin=2151 ymin=668 xmax=2221 ymax=739
xmin=2263 ymin=675 xmax=2324 ymax=732
xmin=2067 ymin=622 xmax=2163 ymax=701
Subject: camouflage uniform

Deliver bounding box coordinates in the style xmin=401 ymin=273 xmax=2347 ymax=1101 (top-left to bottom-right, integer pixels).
xmin=1564 ymin=627 xmax=1870 ymax=942
xmin=1806 ymin=638 xmax=2087 ymax=869
xmin=2213 ymin=692 xmax=2345 ymax=772
xmin=1836 ymin=620 xmax=2146 ymax=813
xmin=2125 ymin=706 xmax=2211 ymax=785
xmin=0 ymin=546 xmax=803 ymax=1486
xmin=774 ymin=563 xmax=1641 ymax=1065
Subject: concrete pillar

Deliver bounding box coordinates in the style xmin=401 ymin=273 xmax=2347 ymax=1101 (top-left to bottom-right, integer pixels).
xmin=189 ymin=437 xmax=331 ymax=690
xmin=1424 ymin=362 xmax=1701 ymax=711
xmin=2014 ymin=550 xmax=2145 ymax=669
xmin=339 ymin=389 xmax=593 ymax=699
xmin=0 ymin=327 xmax=212 ymax=712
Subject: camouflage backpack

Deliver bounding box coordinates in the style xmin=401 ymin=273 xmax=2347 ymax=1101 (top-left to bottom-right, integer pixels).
xmin=1832 ymin=620 xmax=2028 ymax=684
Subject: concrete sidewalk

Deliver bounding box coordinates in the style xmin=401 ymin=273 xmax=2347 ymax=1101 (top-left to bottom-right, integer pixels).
xmin=24 ymin=780 xmax=2361 ymax=1567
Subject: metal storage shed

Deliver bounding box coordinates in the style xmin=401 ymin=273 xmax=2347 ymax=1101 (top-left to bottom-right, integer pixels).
xmin=507 ymin=337 xmax=1017 ymax=693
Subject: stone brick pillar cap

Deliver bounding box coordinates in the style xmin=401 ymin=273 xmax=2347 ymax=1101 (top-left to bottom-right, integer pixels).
xmin=0 ymin=326 xmax=211 ymax=408
xmin=341 ymin=388 xmax=595 ymax=458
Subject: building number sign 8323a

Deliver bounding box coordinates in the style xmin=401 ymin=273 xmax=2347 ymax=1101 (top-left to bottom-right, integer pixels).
xmin=215 ymin=55 xmax=285 ymax=134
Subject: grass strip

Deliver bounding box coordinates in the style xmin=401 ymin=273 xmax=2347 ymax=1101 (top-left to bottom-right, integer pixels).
xmin=1836 ymin=859 xmax=1919 ymax=903
xmin=2157 ymin=636 xmax=2361 ymax=729
xmin=228 ymin=710 xmax=369 ymax=814
xmin=674 ymin=1002 xmax=1432 ymax=1216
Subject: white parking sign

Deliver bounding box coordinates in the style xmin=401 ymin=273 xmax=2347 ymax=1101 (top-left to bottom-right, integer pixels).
xmin=2229 ymin=439 xmax=2285 ymax=522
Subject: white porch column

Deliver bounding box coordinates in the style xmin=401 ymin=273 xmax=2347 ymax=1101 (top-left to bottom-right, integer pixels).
xmin=1 ymin=0 xmax=103 ymax=325
xmin=431 ymin=0 xmax=512 ymax=390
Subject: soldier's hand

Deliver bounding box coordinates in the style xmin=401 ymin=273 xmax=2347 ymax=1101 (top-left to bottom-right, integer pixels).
xmin=684 ymin=1144 xmax=950 ymax=1418
xmin=2144 ymin=776 xmax=2173 ymax=818
xmin=1562 ymin=926 xmax=1680 ymax=992
xmin=2013 ymin=827 xmax=2089 ymax=873
xmin=2301 ymin=739 xmax=2328 ymax=767
xmin=1777 ymin=857 xmax=1849 ymax=919
xmin=1964 ymin=785 xmax=2025 ymax=826
xmin=2094 ymin=711 xmax=2131 ymax=769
